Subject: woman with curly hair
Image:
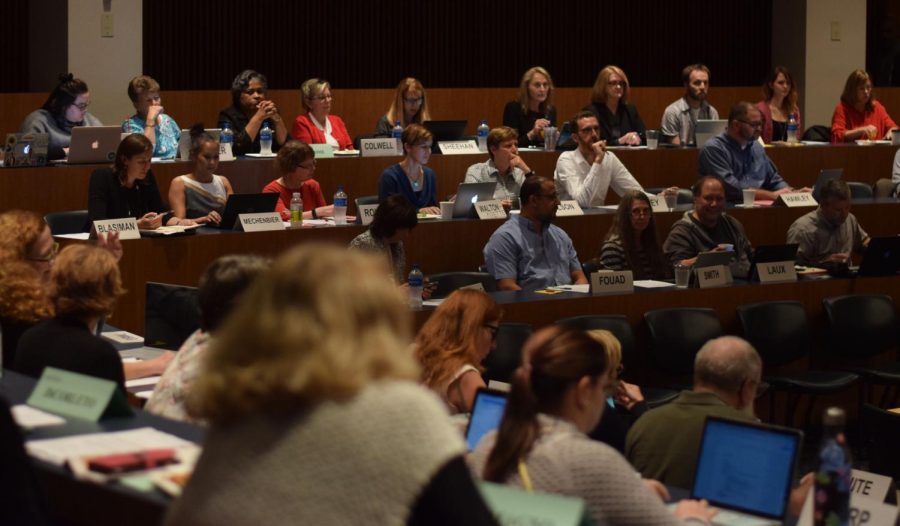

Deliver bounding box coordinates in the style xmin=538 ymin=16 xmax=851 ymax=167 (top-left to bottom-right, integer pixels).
xmin=415 ymin=289 xmax=502 ymax=414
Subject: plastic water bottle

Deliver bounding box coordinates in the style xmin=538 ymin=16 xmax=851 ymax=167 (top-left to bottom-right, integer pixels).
xmin=219 ymin=122 xmax=234 ymax=158
xmin=392 ymin=120 xmax=403 ymax=139
xmin=290 ymin=192 xmax=303 ymax=226
xmin=260 ymin=119 xmax=273 ymax=155
xmin=814 ymin=407 xmax=851 ymax=526
xmin=333 ymin=185 xmax=348 ymax=225
xmin=477 ymin=119 xmax=490 ymax=152
xmin=408 ymin=264 xmax=424 ymax=310
xmin=786 ymin=113 xmax=799 ymax=144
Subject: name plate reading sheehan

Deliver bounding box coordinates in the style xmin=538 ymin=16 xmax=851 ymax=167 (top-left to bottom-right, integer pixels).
xmin=93 ymin=218 xmax=140 ymax=240
xmin=591 ymin=270 xmax=634 ymax=295
xmin=556 ymin=200 xmax=584 ymax=216
xmin=756 ymin=260 xmax=798 ymax=284
xmin=438 ymin=140 xmax=480 ymax=155
xmin=358 ymin=203 xmax=379 ymax=225
xmin=27 ymin=367 xmax=132 ymax=422
xmin=646 ymin=195 xmax=670 ymax=214
xmin=775 ymin=192 xmax=817 ymax=207
xmin=238 ymin=212 xmax=285 ymax=232
xmin=696 ymin=264 xmax=731 ymax=288
xmin=310 ymin=143 xmax=335 ymax=159
xmin=474 ymin=200 xmax=507 ymax=220
xmin=360 ymin=138 xmax=402 ymax=157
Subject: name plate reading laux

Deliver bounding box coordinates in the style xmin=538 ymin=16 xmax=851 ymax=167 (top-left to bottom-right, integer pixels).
xmin=757 ymin=260 xmax=797 ymax=283
xmin=360 ymin=138 xmax=402 ymax=157
xmin=556 ymin=200 xmax=584 ymax=216
xmin=27 ymin=367 xmax=132 ymax=422
xmin=775 ymin=192 xmax=817 ymax=207
xmin=239 ymin=212 xmax=285 ymax=232
xmin=696 ymin=264 xmax=732 ymax=288
xmin=591 ymin=270 xmax=634 ymax=295
xmin=93 ymin=218 xmax=140 ymax=240
xmin=474 ymin=200 xmax=507 ymax=220
xmin=438 ymin=140 xmax=480 ymax=155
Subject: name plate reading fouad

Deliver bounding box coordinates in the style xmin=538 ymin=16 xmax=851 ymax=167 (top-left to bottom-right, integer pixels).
xmin=591 ymin=270 xmax=634 ymax=295
xmin=93 ymin=218 xmax=140 ymax=240
xmin=556 ymin=200 xmax=584 ymax=216
xmin=238 ymin=212 xmax=285 ymax=232
xmin=756 ymin=260 xmax=798 ymax=284
xmin=474 ymin=200 xmax=507 ymax=220
xmin=438 ymin=140 xmax=480 ymax=155
xmin=358 ymin=204 xmax=379 ymax=226
xmin=360 ymin=137 xmax=402 ymax=157
xmin=646 ymin=195 xmax=670 ymax=214
xmin=27 ymin=367 xmax=132 ymax=422
xmin=775 ymin=192 xmax=817 ymax=207
xmin=696 ymin=264 xmax=731 ymax=288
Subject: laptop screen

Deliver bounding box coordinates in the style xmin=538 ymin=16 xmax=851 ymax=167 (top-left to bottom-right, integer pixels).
xmin=692 ymin=417 xmax=800 ymax=519
xmin=465 ymin=389 xmax=507 ymax=451
xmin=144 ymin=282 xmax=201 ymax=350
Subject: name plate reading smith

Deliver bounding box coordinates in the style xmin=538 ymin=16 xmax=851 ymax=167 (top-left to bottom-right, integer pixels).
xmin=775 ymin=192 xmax=817 ymax=207
xmin=756 ymin=260 xmax=798 ymax=284
xmin=93 ymin=218 xmax=140 ymax=240
xmin=646 ymin=195 xmax=670 ymax=214
xmin=360 ymin=138 xmax=402 ymax=157
xmin=238 ymin=212 xmax=285 ymax=232
xmin=27 ymin=367 xmax=132 ymax=422
xmin=358 ymin=204 xmax=378 ymax=225
xmin=555 ymin=200 xmax=584 ymax=216
xmin=438 ymin=140 xmax=480 ymax=155
xmin=696 ymin=264 xmax=731 ymax=288
xmin=474 ymin=200 xmax=507 ymax=220
xmin=591 ymin=270 xmax=634 ymax=295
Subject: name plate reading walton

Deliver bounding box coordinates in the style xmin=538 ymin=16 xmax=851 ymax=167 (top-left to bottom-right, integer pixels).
xmin=775 ymin=192 xmax=817 ymax=207
xmin=238 ymin=212 xmax=285 ymax=232
xmin=27 ymin=367 xmax=132 ymax=422
xmin=358 ymin=204 xmax=379 ymax=225
xmin=310 ymin=143 xmax=335 ymax=159
xmin=93 ymin=218 xmax=140 ymax=240
xmin=646 ymin=195 xmax=670 ymax=214
xmin=696 ymin=264 xmax=731 ymax=288
xmin=360 ymin=138 xmax=402 ymax=157
xmin=474 ymin=200 xmax=507 ymax=220
xmin=591 ymin=270 xmax=634 ymax=295
xmin=438 ymin=140 xmax=480 ymax=155
xmin=556 ymin=200 xmax=584 ymax=216
xmin=756 ymin=260 xmax=798 ymax=284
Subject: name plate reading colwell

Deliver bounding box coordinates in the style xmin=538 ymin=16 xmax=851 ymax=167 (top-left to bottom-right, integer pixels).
xmin=238 ymin=212 xmax=285 ymax=232
xmin=93 ymin=218 xmax=140 ymax=240
xmin=556 ymin=200 xmax=584 ymax=216
xmin=438 ymin=140 xmax=480 ymax=155
xmin=591 ymin=270 xmax=634 ymax=295
xmin=360 ymin=138 xmax=402 ymax=157
xmin=756 ymin=260 xmax=797 ymax=284
xmin=646 ymin=195 xmax=670 ymax=214
xmin=696 ymin=264 xmax=731 ymax=288
xmin=474 ymin=200 xmax=507 ymax=220
xmin=358 ymin=204 xmax=379 ymax=225
xmin=775 ymin=192 xmax=817 ymax=207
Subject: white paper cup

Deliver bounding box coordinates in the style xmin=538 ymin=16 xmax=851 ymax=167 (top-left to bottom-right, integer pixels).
xmin=674 ymin=264 xmax=691 ymax=288
xmin=742 ymin=188 xmax=756 ymax=207
xmin=440 ymin=201 xmax=454 ymax=220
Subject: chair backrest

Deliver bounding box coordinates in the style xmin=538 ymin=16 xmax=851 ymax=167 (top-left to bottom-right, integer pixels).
xmin=846 ymin=181 xmax=874 ymax=199
xmin=482 ymin=322 xmax=532 ymax=383
xmin=873 ymin=178 xmax=896 ymax=198
xmin=801 ymin=125 xmax=831 ymax=142
xmin=555 ymin=315 xmax=637 ymax=374
xmin=643 ymin=308 xmax=723 ymax=375
xmin=427 ymin=272 xmax=496 ymax=298
xmin=861 ymin=404 xmax=900 ymax=480
xmin=44 ymin=209 xmax=89 ymax=235
xmin=736 ymin=301 xmax=811 ymax=367
xmin=822 ymin=294 xmax=899 ymax=359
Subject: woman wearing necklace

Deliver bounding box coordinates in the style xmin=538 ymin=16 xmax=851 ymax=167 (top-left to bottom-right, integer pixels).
xmin=168 ymin=124 xmax=234 ymax=226
xmin=756 ymin=66 xmax=801 ymax=143
xmin=377 ymin=124 xmax=440 ymax=214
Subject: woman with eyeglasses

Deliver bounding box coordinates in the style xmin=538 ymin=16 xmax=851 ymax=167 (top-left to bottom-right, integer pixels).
xmin=831 ymin=68 xmax=898 ymax=143
xmin=218 ymin=70 xmax=289 ymax=155
xmin=263 ymin=140 xmax=346 ymax=221
xmin=292 ymin=78 xmax=353 ymax=150
xmin=378 ymin=124 xmax=440 ymax=214
xmin=503 ymin=67 xmax=557 ymax=148
xmin=756 ymin=66 xmax=802 ymax=144
xmin=583 ymin=65 xmax=646 ymax=146
xmin=596 ymin=190 xmax=672 ymax=280
xmin=375 ymin=78 xmax=432 ymax=136
xmin=415 ymin=289 xmax=503 ymax=414
xmin=19 ymin=73 xmax=103 ymax=160
xmin=122 ymin=75 xmax=181 ymax=158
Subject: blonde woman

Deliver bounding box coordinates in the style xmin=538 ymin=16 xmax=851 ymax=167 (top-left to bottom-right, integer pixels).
xmin=503 ymin=66 xmax=557 ymax=147
xmin=375 ymin=78 xmax=432 ymax=136
xmin=584 ymin=65 xmax=646 ymax=146
xmin=292 ymin=78 xmax=353 ymax=150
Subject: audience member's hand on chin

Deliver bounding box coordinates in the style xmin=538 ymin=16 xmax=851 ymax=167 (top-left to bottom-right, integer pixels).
xmin=615 ymin=381 xmax=644 ymax=410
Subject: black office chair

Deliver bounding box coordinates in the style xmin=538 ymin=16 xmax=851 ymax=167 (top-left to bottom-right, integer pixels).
xmin=354 ymin=195 xmax=379 ymax=223
xmin=427 ymin=272 xmax=495 ymax=299
xmin=44 ymin=209 xmax=89 ymax=235
xmin=482 ymin=322 xmax=532 ymax=384
xmin=643 ymin=308 xmax=723 ymax=387
xmin=801 ymin=125 xmax=831 ymax=142
xmin=860 ymin=404 xmax=900 ymax=480
xmin=736 ymin=301 xmax=858 ymax=426
xmin=644 ymin=187 xmax=694 ymax=205
xmin=846 ymin=181 xmax=874 ymax=199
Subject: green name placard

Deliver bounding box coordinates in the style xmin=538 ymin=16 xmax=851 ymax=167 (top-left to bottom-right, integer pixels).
xmin=478 ymin=481 xmax=589 ymax=526
xmin=27 ymin=367 xmax=132 ymax=422
xmin=310 ymin=143 xmax=335 ymax=159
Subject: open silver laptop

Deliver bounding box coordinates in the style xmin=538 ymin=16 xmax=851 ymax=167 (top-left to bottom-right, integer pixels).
xmin=696 ymin=119 xmax=728 ymax=148
xmin=451 ymin=182 xmax=498 ymax=218
xmin=64 ymin=126 xmax=122 ymax=164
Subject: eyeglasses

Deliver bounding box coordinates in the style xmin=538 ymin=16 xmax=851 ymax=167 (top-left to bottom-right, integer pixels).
xmin=608 ymin=80 xmax=626 ymax=88
xmin=738 ymin=119 xmax=763 ymax=129
xmin=578 ymin=125 xmax=600 ymax=135
xmin=483 ymin=324 xmax=500 ymax=340
xmin=631 ymin=208 xmax=651 ymax=217
xmin=243 ymin=88 xmax=266 ymax=96
xmin=312 ymin=94 xmax=334 ymax=102
xmin=403 ymin=97 xmax=423 ymax=105
xmin=72 ymin=102 xmax=90 ymax=111
xmin=28 ymin=242 xmax=59 ymax=262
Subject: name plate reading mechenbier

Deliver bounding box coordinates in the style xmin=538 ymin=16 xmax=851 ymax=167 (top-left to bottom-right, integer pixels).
xmin=556 ymin=200 xmax=584 ymax=216
xmin=438 ymin=140 xmax=480 ymax=155
xmin=478 ymin=481 xmax=587 ymax=526
xmin=646 ymin=194 xmax=670 ymax=214
xmin=474 ymin=200 xmax=507 ymax=220
xmin=238 ymin=212 xmax=285 ymax=232
xmin=93 ymin=218 xmax=140 ymax=240
xmin=696 ymin=264 xmax=731 ymax=288
xmin=310 ymin=143 xmax=335 ymax=159
xmin=756 ymin=260 xmax=798 ymax=284
xmin=591 ymin=270 xmax=634 ymax=295
xmin=358 ymin=204 xmax=379 ymax=225
xmin=27 ymin=367 xmax=132 ymax=421
xmin=775 ymin=192 xmax=817 ymax=207
xmin=360 ymin=138 xmax=402 ymax=157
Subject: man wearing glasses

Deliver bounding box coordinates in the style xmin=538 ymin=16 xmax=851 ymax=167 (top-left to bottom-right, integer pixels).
xmin=698 ymin=101 xmax=803 ymax=203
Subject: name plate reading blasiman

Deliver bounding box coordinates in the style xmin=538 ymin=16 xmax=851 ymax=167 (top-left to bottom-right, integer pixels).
xmin=646 ymin=195 xmax=670 ymax=214
xmin=474 ymin=200 xmax=507 ymax=220
xmin=590 ymin=270 xmax=634 ymax=295
xmin=358 ymin=204 xmax=379 ymax=225
xmin=360 ymin=138 xmax=402 ymax=157
xmin=93 ymin=218 xmax=140 ymax=240
xmin=775 ymin=192 xmax=817 ymax=207
xmin=756 ymin=260 xmax=798 ymax=284
xmin=556 ymin=200 xmax=584 ymax=216
xmin=438 ymin=140 xmax=480 ymax=155
xmin=696 ymin=264 xmax=731 ymax=288
xmin=238 ymin=212 xmax=285 ymax=232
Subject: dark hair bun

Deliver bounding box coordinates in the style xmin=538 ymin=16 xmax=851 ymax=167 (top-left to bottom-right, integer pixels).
xmin=189 ymin=123 xmax=206 ymax=139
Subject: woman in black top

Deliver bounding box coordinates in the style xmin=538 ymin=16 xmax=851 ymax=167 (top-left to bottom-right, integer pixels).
xmin=597 ymin=190 xmax=672 ymax=280
xmin=584 ymin=65 xmax=646 ymax=146
xmin=218 ymin=70 xmax=289 ymax=155
xmin=502 ymin=67 xmax=557 ymax=147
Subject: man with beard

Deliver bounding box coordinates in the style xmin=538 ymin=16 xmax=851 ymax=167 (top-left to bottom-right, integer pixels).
xmin=483 ymin=175 xmax=588 ymax=291
xmin=661 ymin=64 xmax=719 ymax=146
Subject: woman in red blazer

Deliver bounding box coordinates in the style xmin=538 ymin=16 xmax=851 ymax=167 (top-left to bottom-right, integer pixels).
xmin=292 ymin=78 xmax=353 ymax=150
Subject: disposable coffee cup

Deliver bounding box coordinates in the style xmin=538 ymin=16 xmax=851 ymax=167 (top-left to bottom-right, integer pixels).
xmin=664 ymin=191 xmax=677 ymax=211
xmin=543 ymin=127 xmax=558 ymax=151
xmin=674 ymin=264 xmax=691 ymax=288
xmin=742 ymin=188 xmax=756 ymax=207
xmin=440 ymin=201 xmax=454 ymax=220
xmin=646 ymin=129 xmax=659 ymax=150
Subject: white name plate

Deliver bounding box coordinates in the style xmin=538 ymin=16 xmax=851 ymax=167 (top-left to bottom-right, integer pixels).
xmin=93 ymin=218 xmax=140 ymax=240
xmin=798 ymin=479 xmax=899 ymax=526
xmin=590 ymin=270 xmax=634 ymax=295
xmin=474 ymin=200 xmax=507 ymax=220
xmin=218 ymin=142 xmax=235 ymax=161
xmin=556 ymin=200 xmax=584 ymax=216
xmin=696 ymin=264 xmax=731 ymax=288
xmin=438 ymin=140 xmax=480 ymax=155
xmin=756 ymin=259 xmax=798 ymax=284
xmin=851 ymin=469 xmax=892 ymax=503
xmin=646 ymin=195 xmax=670 ymax=214
xmin=358 ymin=203 xmax=378 ymax=225
xmin=310 ymin=143 xmax=335 ymax=159
xmin=238 ymin=212 xmax=285 ymax=232
xmin=360 ymin=138 xmax=402 ymax=157
xmin=775 ymin=192 xmax=817 ymax=207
